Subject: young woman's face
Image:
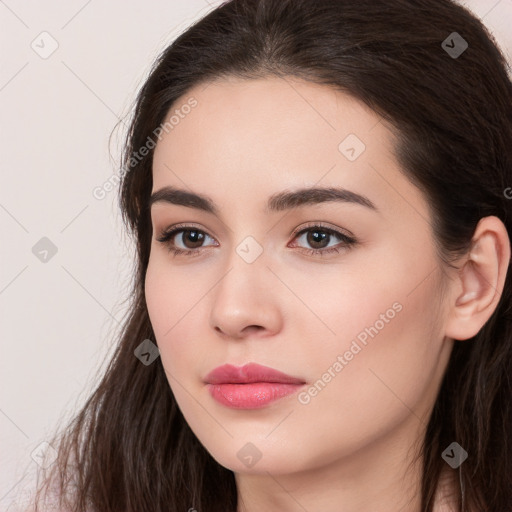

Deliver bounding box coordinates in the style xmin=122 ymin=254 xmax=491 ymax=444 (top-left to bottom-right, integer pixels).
xmin=145 ymin=76 xmax=454 ymax=476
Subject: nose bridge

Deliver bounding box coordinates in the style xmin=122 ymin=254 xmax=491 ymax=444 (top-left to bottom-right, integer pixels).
xmin=215 ymin=234 xmax=267 ymax=303
xmin=209 ymin=234 xmax=279 ymax=337
xmin=219 ymin=213 xmax=268 ymax=278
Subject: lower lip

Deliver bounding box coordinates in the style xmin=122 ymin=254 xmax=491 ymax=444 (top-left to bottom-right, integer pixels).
xmin=207 ymin=382 xmax=305 ymax=409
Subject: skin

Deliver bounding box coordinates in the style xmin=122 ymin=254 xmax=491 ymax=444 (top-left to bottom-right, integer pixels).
xmin=145 ymin=76 xmax=510 ymax=512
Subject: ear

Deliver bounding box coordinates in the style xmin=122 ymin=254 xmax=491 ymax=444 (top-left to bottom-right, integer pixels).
xmin=444 ymin=216 xmax=511 ymax=341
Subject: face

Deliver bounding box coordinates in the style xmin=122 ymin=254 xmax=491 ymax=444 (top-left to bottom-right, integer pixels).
xmin=145 ymin=76 xmax=454 ymax=476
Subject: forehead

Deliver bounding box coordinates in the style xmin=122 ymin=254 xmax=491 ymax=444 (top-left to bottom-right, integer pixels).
xmin=154 ymin=75 xmax=387 ymax=158
xmin=151 ymin=76 xmax=429 ymax=223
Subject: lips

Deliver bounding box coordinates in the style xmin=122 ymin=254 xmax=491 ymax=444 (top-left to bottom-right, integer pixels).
xmin=204 ymin=363 xmax=306 ymax=409
xmin=204 ymin=362 xmax=305 ymax=385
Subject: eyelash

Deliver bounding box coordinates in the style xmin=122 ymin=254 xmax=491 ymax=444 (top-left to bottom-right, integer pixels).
xmin=155 ymin=222 xmax=357 ymax=258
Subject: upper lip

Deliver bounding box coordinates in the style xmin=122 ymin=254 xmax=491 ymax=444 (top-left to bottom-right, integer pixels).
xmin=205 ymin=363 xmax=306 ymax=385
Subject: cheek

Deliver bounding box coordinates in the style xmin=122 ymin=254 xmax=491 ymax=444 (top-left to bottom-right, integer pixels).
xmin=278 ymin=251 xmax=414 ymax=370
xmin=144 ymin=255 xmax=212 ymax=377
xmin=144 ymin=259 xmax=217 ymax=440
xmin=299 ymin=260 xmax=445 ymax=435
xmin=145 ymin=258 xmax=185 ymax=348
xmin=294 ymin=239 xmax=445 ymax=394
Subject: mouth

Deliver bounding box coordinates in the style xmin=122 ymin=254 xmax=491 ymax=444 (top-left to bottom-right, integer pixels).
xmin=204 ymin=362 xmax=306 ymax=409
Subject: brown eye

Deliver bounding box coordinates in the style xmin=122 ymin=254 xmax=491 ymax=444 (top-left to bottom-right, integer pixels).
xmin=291 ymin=225 xmax=356 ymax=256
xmin=304 ymin=229 xmax=331 ymax=249
xmin=156 ymin=225 xmax=218 ymax=256
xmin=174 ymin=229 xmax=206 ymax=249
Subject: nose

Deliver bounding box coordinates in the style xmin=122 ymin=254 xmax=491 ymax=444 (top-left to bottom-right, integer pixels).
xmin=209 ymin=252 xmax=283 ymax=340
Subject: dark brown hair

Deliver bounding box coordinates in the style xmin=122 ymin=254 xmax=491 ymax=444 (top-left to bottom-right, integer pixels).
xmin=32 ymin=0 xmax=512 ymax=510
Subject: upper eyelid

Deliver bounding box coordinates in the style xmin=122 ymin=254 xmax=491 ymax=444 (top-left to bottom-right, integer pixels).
xmin=158 ymin=222 xmax=353 ymax=244
xmin=161 ymin=227 xmax=354 ymax=262
xmin=292 ymin=221 xmax=353 ymax=237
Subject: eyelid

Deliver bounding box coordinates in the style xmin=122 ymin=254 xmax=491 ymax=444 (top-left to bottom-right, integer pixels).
xmin=156 ymin=221 xmax=357 ymax=257
xmin=157 ymin=221 xmax=353 ymax=242
xmin=290 ymin=221 xmax=355 ymax=240
xmin=156 ymin=222 xmax=219 ymax=245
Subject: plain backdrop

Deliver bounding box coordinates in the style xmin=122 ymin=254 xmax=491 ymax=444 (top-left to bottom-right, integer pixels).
xmin=1 ymin=0 xmax=511 ymax=509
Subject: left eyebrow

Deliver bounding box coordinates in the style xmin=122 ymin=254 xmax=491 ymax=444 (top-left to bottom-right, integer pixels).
xmin=148 ymin=185 xmax=378 ymax=215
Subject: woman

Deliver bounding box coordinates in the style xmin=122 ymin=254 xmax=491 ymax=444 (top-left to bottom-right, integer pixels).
xmin=32 ymin=0 xmax=512 ymax=510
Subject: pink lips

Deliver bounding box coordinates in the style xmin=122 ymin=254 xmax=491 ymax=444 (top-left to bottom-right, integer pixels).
xmin=205 ymin=363 xmax=306 ymax=409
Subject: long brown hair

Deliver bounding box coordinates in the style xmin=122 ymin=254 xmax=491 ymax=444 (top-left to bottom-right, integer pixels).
xmin=32 ymin=0 xmax=512 ymax=510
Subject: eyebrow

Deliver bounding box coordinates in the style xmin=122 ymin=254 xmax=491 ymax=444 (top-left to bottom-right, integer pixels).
xmin=148 ymin=185 xmax=377 ymax=215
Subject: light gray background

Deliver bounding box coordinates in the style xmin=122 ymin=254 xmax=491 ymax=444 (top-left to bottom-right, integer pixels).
xmin=1 ymin=0 xmax=511 ymax=509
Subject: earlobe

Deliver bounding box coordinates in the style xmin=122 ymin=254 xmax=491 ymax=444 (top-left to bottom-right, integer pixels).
xmin=444 ymin=216 xmax=511 ymax=341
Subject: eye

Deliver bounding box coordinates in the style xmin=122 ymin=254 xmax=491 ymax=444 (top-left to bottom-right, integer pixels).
xmin=289 ymin=223 xmax=357 ymax=256
xmin=155 ymin=222 xmax=357 ymax=258
xmin=156 ymin=223 xmax=218 ymax=257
